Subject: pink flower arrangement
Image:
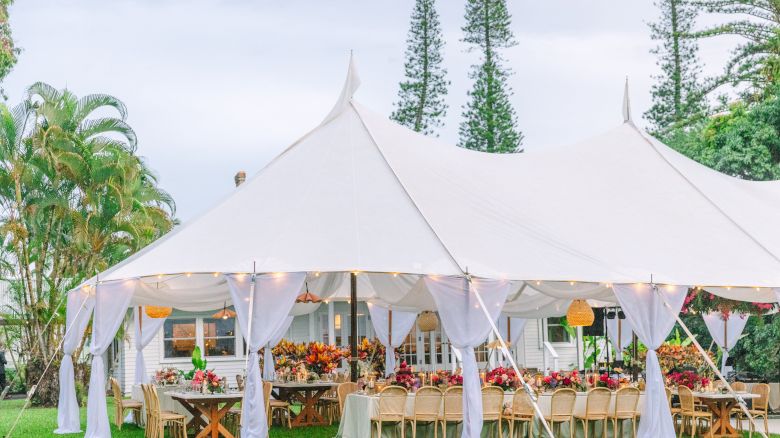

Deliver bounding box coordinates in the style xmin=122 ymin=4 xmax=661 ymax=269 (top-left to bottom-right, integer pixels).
xmin=587 ymin=372 xmax=619 ymax=390
xmin=389 ymin=361 xmax=418 ymax=389
xmin=542 ymin=370 xmax=585 ymax=391
xmin=486 ymin=367 xmax=520 ymax=391
xmin=153 ymin=368 xmax=180 ymax=385
xmin=192 ymin=369 xmax=223 ymax=393
xmin=667 ymin=370 xmax=710 ymax=390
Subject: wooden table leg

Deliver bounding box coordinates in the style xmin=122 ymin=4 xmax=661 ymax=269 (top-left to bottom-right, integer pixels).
xmin=700 ymin=398 xmax=741 ymax=437
xmin=193 ymin=401 xmax=237 ymax=438
xmin=287 ymin=388 xmax=329 ymax=427
xmin=176 ymin=399 xmax=208 ymax=431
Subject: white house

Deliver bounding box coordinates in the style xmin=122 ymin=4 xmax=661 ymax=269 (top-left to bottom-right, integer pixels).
xmin=113 ymin=301 xmax=585 ymax=393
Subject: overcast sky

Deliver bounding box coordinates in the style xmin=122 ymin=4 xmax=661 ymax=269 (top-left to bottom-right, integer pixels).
xmin=4 ymin=1 xmax=738 ymax=220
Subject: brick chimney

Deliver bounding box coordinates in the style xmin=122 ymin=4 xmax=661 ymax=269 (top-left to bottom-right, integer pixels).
xmin=234 ymin=170 xmax=246 ymax=187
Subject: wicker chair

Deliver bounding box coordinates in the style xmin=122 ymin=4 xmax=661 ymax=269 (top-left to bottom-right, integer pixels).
xmin=608 ymin=387 xmax=640 ymax=438
xmin=319 ymin=385 xmax=340 ymax=425
xmin=677 ymin=385 xmax=713 ymax=438
xmin=731 ymin=381 xmax=747 ymax=392
xmin=482 ymin=386 xmax=505 ymax=438
xmin=371 ymin=385 xmax=408 ymax=438
xmin=439 ymin=385 xmax=464 ymax=436
xmin=235 ymin=374 xmax=244 ymax=391
xmin=666 ymin=387 xmax=681 ymax=431
xmin=543 ymin=388 xmax=576 ymax=438
xmin=337 ymin=381 xmax=359 ymax=419
xmin=109 ymin=377 xmax=142 ymax=430
xmin=146 ymin=384 xmax=186 ymax=438
xmin=405 ymin=386 xmax=442 ymax=438
xmin=140 ymin=384 xmax=155 ymax=438
xmin=574 ymin=387 xmax=612 ymax=438
xmin=736 ymin=383 xmax=771 ymax=438
xmin=508 ymin=390 xmax=535 ymax=438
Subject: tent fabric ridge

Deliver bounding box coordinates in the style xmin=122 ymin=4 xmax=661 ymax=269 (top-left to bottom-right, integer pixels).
xmin=349 ymin=102 xmax=466 ymax=276
xmin=633 ymin=124 xmax=780 ymax=268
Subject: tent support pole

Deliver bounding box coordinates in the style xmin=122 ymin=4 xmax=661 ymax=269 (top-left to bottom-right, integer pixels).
xmin=468 ymin=277 xmax=555 ymax=438
xmin=349 ymin=272 xmax=358 ymax=382
xmin=655 ymin=285 xmax=767 ymax=438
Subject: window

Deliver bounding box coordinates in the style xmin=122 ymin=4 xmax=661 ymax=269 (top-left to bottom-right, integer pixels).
xmin=203 ymin=317 xmax=236 ymax=357
xmin=164 ymin=318 xmax=196 ymax=358
xmin=319 ymin=313 xmax=329 ymax=344
xmin=547 ymin=317 xmax=571 ymax=343
xmin=474 ymin=340 xmax=490 ymax=363
xmin=399 ymin=325 xmax=418 ymax=366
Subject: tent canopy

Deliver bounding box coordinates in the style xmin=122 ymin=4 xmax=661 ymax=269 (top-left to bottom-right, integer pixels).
xmin=87 ymin=57 xmax=780 ymax=313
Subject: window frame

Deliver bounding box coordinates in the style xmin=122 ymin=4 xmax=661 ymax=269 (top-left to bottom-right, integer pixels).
xmin=160 ymin=315 xmax=242 ymax=364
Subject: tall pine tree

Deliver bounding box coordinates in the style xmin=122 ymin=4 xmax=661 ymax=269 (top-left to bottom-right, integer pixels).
xmin=391 ymin=0 xmax=449 ymax=136
xmin=459 ymin=0 xmax=522 ymax=153
xmin=645 ymin=0 xmax=707 ymax=134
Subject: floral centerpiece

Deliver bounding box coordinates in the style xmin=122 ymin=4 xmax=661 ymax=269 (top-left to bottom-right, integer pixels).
xmin=356 ymin=338 xmax=386 ymax=376
xmin=448 ymin=373 xmax=464 ymax=386
xmin=486 ymin=367 xmax=520 ymax=391
xmin=667 ymin=370 xmax=710 ymax=390
xmin=180 ymin=346 xmax=208 ymax=380
xmin=305 ymin=342 xmax=344 ymax=375
xmin=389 ymin=361 xmax=418 ymax=390
xmin=154 ymin=368 xmax=181 ymax=386
xmin=588 ymin=372 xmax=619 ymax=390
xmin=542 ymin=370 xmax=584 ymax=392
xmin=192 ymin=369 xmax=223 ymax=393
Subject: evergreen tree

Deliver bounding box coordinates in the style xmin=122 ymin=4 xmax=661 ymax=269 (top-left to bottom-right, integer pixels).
xmin=459 ymin=0 xmax=523 ymax=153
xmin=691 ymin=0 xmax=780 ymax=99
xmin=391 ymin=0 xmax=449 ymax=136
xmin=645 ymin=0 xmax=708 ymax=134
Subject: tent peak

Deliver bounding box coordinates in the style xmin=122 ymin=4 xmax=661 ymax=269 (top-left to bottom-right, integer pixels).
xmin=321 ymin=52 xmax=362 ymax=126
xmin=622 ymin=77 xmax=632 ymax=124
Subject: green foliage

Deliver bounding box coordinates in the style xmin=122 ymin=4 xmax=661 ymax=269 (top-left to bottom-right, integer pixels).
xmin=583 ymin=335 xmax=601 ymax=370
xmin=181 ymin=346 xmax=208 ymax=380
xmin=691 ymin=0 xmax=780 ymax=98
xmin=0 ymin=0 xmax=19 ymax=99
xmin=730 ymin=313 xmax=780 ymax=379
xmin=645 ymin=0 xmax=708 ymax=133
xmin=459 ymin=0 xmax=522 ymax=153
xmin=391 ymin=0 xmax=449 ymax=136
xmin=664 ymin=88 xmax=780 ymax=179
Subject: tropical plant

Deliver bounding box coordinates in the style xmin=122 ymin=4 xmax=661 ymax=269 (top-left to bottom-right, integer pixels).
xmin=181 ymin=346 xmax=208 ymax=380
xmin=0 ymin=82 xmax=175 ymax=405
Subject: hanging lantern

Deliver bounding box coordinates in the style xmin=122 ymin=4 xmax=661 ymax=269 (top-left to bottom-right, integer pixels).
xmin=295 ymin=282 xmax=322 ymax=303
xmin=145 ymin=306 xmax=173 ymax=319
xmin=212 ymin=301 xmax=237 ymax=320
xmin=566 ymin=299 xmax=594 ymax=327
xmin=417 ymin=311 xmax=438 ymax=332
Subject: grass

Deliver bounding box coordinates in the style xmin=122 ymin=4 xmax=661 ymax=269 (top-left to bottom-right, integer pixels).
xmin=0 ymin=398 xmax=339 ymax=438
xmin=0 ymin=397 xmax=777 ymax=437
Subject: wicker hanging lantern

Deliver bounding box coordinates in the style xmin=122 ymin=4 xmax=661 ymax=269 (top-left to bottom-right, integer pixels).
xmin=145 ymin=306 xmax=173 ymax=319
xmin=211 ymin=301 xmax=237 ymax=320
xmin=417 ymin=311 xmax=438 ymax=332
xmin=566 ymin=299 xmax=594 ymax=327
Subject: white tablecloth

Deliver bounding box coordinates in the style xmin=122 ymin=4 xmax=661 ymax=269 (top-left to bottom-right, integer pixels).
xmin=337 ymin=390 xmax=645 ymax=438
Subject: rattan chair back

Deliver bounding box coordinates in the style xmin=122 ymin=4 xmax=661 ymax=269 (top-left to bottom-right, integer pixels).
xmin=110 ymin=377 xmax=123 ymax=405
xmin=614 ymin=387 xmax=640 ymax=417
xmin=263 ymin=381 xmax=273 ymax=413
xmin=512 ymin=390 xmax=535 ymax=417
xmin=752 ymin=383 xmax=770 ymax=411
xmin=481 ymin=386 xmax=504 ymax=419
xmin=550 ymin=388 xmax=577 ymax=418
xmin=442 ymin=386 xmax=464 ymax=419
xmin=584 ymin=387 xmax=611 ymax=417
xmin=413 ymin=386 xmax=443 ymax=417
xmin=338 ymin=382 xmax=359 ymax=412
xmin=677 ymin=385 xmax=696 ymax=412
xmin=731 ymin=381 xmax=747 ymax=392
xmin=665 ymin=387 xmax=673 ymax=409
xmin=378 ymin=386 xmax=408 ymax=420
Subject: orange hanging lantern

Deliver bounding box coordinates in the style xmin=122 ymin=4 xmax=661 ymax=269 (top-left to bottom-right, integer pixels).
xmin=566 ymin=299 xmax=594 ymax=327
xmin=145 ymin=306 xmax=173 ymax=319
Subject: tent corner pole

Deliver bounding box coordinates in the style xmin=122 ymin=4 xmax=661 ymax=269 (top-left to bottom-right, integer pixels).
xmin=349 ymin=272 xmax=358 ymax=382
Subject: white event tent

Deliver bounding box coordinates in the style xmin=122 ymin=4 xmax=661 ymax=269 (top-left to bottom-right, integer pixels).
xmin=55 ymin=57 xmax=780 ymax=438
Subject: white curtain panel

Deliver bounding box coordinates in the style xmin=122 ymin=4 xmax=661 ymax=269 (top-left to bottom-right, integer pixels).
xmin=702 ymin=311 xmax=749 ymax=374
xmin=606 ymin=317 xmax=634 ymax=358
xmin=263 ymin=315 xmax=294 ymax=381
xmin=85 ymin=280 xmax=136 ymax=438
xmin=226 ymin=272 xmax=305 ymax=438
xmin=134 ymin=307 xmax=167 ymax=384
xmin=366 ymin=304 xmax=418 ymax=376
xmin=425 ymin=276 xmax=510 ymax=438
xmin=776 ymin=288 xmax=780 ymax=305
xmin=496 ymin=316 xmax=527 ymax=367
xmin=613 ymin=283 xmax=687 ymax=438
xmin=55 ymin=288 xmax=95 ymax=434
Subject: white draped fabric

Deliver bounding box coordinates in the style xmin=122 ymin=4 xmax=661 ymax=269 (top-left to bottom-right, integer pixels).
xmin=226 ymin=273 xmax=305 ymax=438
xmin=85 ymin=280 xmax=136 ymax=438
xmin=263 ymin=315 xmax=294 ymax=381
xmin=613 ymin=284 xmax=687 ymax=438
xmin=367 ymin=304 xmax=418 ymax=376
xmin=702 ymin=312 xmax=749 ymax=374
xmin=425 ymin=276 xmax=510 ymax=438
xmin=496 ymin=316 xmax=527 ymax=366
xmin=55 ymin=288 xmax=95 ymax=434
xmin=134 ymin=307 xmax=167 ymax=384
xmin=606 ymin=317 xmax=634 ymax=358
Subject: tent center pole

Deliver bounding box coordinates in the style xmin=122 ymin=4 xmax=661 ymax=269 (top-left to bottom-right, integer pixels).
xmin=349 ymin=272 xmax=358 ymax=382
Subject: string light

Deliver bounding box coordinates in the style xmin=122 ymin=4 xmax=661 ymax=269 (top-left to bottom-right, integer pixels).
xmin=213 ymin=272 xmax=219 ymax=277
xmin=315 ymin=272 xmax=320 ymax=277
xmin=185 ymin=273 xmax=192 ymax=277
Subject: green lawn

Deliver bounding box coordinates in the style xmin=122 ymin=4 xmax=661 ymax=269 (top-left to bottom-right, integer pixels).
xmin=0 ymin=398 xmax=339 ymax=438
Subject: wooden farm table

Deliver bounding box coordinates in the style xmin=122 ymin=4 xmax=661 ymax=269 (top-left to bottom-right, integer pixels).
xmin=272 ymin=381 xmax=339 ymax=427
xmin=689 ymin=391 xmax=759 ymax=437
xmin=168 ymin=391 xmax=243 ymax=438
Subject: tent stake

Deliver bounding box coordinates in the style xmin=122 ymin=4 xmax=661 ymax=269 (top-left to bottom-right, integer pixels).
xmin=349 ymin=272 xmax=358 ymax=382
xmin=655 ymin=285 xmax=767 ymax=438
